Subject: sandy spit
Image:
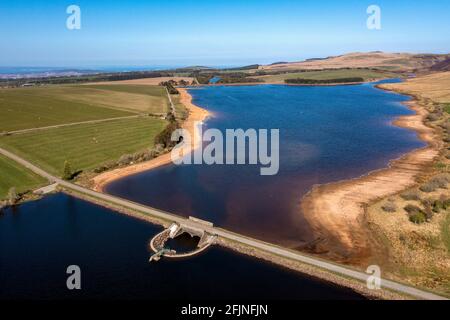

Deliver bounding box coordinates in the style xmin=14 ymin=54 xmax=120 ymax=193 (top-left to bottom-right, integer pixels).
xmin=300 ymin=94 xmax=441 ymax=266
xmin=92 ymin=88 xmax=210 ymax=192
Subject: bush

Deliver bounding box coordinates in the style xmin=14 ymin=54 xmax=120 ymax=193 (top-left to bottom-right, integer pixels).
xmin=62 ymin=160 xmax=74 ymax=180
xmin=421 ymin=199 xmax=434 ymax=220
xmin=404 ymin=204 xmax=427 ymax=224
xmin=8 ymin=187 xmax=19 ymax=205
xmin=419 ymin=175 xmax=449 ymax=193
xmin=432 ymin=195 xmax=450 ymax=213
xmin=381 ymin=201 xmax=397 ymax=212
xmin=117 ymin=154 xmax=133 ymax=166
xmin=419 ymin=181 xmax=438 ymax=193
xmin=436 ymin=173 xmax=450 ymax=183
xmin=160 ymin=81 xmax=179 ymax=94
xmin=426 ymin=112 xmax=441 ymax=122
xmin=409 ymin=211 xmax=427 ymax=224
xmin=400 ymin=189 xmax=421 ymax=201
xmin=154 ymin=122 xmax=180 ymax=148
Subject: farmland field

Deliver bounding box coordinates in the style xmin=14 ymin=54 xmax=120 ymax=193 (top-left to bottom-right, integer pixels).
xmin=0 ymin=154 xmax=46 ymax=199
xmin=0 ymin=84 xmax=169 ymax=132
xmin=80 ymin=84 xmax=169 ymax=113
xmin=252 ymin=69 xmax=396 ymax=83
xmin=0 ymin=117 xmax=167 ymax=176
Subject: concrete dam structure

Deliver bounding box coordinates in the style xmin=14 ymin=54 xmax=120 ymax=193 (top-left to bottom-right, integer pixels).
xmin=149 ymin=217 xmax=217 ymax=262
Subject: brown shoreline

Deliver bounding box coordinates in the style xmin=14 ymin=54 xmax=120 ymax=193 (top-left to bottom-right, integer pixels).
xmin=300 ymin=89 xmax=441 ymax=266
xmin=91 ymin=88 xmax=210 ymax=192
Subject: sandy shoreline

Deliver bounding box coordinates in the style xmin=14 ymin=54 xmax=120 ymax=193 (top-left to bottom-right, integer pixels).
xmin=92 ymin=88 xmax=210 ymax=192
xmin=300 ymin=91 xmax=441 ymax=265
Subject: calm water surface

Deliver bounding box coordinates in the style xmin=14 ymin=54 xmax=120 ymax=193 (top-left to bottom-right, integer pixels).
xmin=106 ymin=81 xmax=424 ymax=248
xmin=0 ymin=194 xmax=364 ymax=299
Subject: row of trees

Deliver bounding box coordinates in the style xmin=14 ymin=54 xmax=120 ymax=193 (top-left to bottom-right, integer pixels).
xmin=285 ymin=77 xmax=365 ymax=84
xmin=159 ymin=81 xmax=179 ymax=94
xmin=2 ymin=71 xmax=175 ymax=88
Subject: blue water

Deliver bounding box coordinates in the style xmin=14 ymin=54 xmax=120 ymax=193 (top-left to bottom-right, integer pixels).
xmin=0 ymin=193 xmax=364 ymax=300
xmin=209 ymin=76 xmax=222 ymax=84
xmin=106 ymin=81 xmax=424 ymax=248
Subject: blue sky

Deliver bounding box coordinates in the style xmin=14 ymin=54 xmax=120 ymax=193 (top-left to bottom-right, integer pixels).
xmin=1 ymin=0 xmax=449 ymax=67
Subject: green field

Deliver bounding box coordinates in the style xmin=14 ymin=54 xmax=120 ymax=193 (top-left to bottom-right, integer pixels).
xmin=252 ymin=69 xmax=396 ymax=83
xmin=0 ymin=84 xmax=169 ymax=132
xmin=0 ymin=154 xmax=47 ymax=199
xmin=80 ymin=84 xmax=169 ymax=113
xmin=171 ymin=94 xmax=189 ymax=120
xmin=444 ymin=104 xmax=450 ymax=114
xmin=0 ymin=117 xmax=167 ymax=176
xmin=0 ymin=86 xmax=132 ymax=132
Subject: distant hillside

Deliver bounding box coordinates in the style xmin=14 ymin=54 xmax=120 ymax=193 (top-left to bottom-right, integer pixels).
xmin=430 ymin=58 xmax=450 ymax=71
xmin=262 ymin=52 xmax=450 ymax=72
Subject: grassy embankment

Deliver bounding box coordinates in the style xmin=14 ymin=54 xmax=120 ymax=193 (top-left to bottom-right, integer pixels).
xmin=0 ymin=154 xmax=47 ymax=199
xmin=0 ymin=83 xmax=170 ymax=198
xmin=251 ymin=69 xmax=396 ymax=83
xmin=368 ymin=71 xmax=450 ymax=296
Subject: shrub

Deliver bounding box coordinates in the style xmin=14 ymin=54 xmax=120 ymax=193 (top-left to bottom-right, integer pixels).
xmin=433 ymin=195 xmax=450 ymax=213
xmin=421 ymin=199 xmax=434 ymax=220
xmin=419 ymin=173 xmax=450 ymax=192
xmin=419 ymin=175 xmax=449 ymax=193
xmin=404 ymin=204 xmax=422 ymax=214
xmin=420 ymin=181 xmax=438 ymax=193
xmin=400 ymin=189 xmax=421 ymax=201
xmin=408 ymin=211 xmax=427 ymax=224
xmin=404 ymin=204 xmax=426 ymax=224
xmin=381 ymin=201 xmax=397 ymax=212
xmin=426 ymin=112 xmax=441 ymax=122
xmin=117 ymin=154 xmax=133 ymax=166
xmin=8 ymin=187 xmax=19 ymax=205
xmin=432 ymin=174 xmax=450 ymax=187
xmin=154 ymin=121 xmax=180 ymax=148
xmin=160 ymin=81 xmax=179 ymax=94
xmin=62 ymin=160 xmax=74 ymax=180
xmin=166 ymin=112 xmax=176 ymax=122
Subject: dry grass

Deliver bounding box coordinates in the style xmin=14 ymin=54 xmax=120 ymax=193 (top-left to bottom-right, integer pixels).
xmin=366 ymin=70 xmax=450 ymax=296
xmin=261 ymin=52 xmax=450 ymax=72
xmin=367 ymin=188 xmax=450 ymax=296
xmin=379 ymin=72 xmax=450 ymax=103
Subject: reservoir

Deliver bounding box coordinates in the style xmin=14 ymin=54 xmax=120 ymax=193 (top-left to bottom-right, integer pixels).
xmin=106 ymin=81 xmax=424 ymax=248
xmin=0 ymin=193 xmax=364 ymax=299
